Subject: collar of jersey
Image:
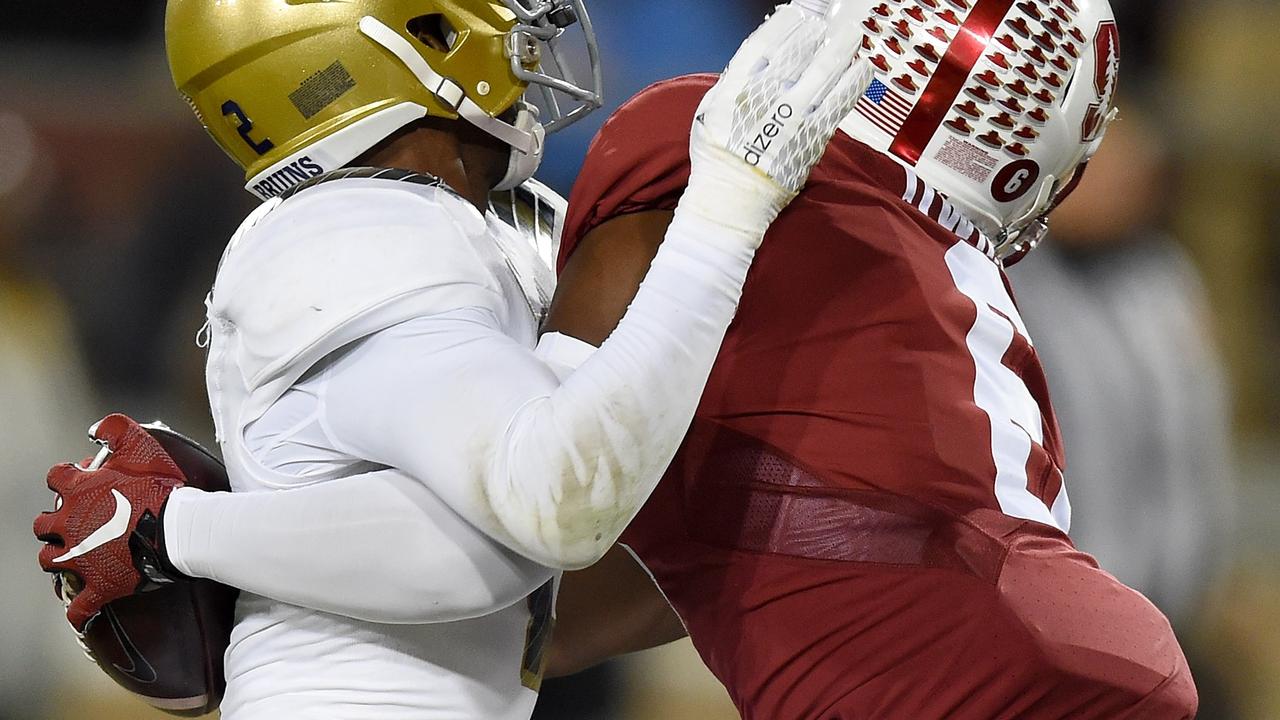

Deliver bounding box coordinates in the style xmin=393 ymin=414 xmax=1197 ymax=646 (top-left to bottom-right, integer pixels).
xmin=278 ymin=166 xmax=462 ymax=204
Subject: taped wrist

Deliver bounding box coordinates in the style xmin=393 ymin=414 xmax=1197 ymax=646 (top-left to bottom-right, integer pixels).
xmin=133 ymin=505 xmax=188 ymax=588
xmin=680 ymin=144 xmax=793 ymax=244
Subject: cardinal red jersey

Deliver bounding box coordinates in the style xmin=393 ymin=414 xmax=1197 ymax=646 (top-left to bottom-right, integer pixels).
xmin=562 ymin=74 xmax=1069 ymax=529
xmin=559 ymin=75 xmax=1195 ymax=719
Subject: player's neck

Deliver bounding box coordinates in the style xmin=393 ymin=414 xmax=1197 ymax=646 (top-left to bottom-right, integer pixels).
xmin=355 ymin=119 xmax=506 ymax=211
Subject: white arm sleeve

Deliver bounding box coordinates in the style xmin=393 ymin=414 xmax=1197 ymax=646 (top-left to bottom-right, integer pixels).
xmin=163 ymin=474 xmax=554 ymax=625
xmin=321 ymin=208 xmax=758 ymax=570
xmin=163 ymin=207 xmax=758 ymax=622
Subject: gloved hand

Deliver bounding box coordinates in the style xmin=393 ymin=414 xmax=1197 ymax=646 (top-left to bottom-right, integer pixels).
xmin=682 ymin=0 xmax=871 ymax=241
xmin=34 ymin=414 xmax=189 ymax=631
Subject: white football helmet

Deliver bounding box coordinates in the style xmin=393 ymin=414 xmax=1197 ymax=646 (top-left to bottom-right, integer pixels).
xmin=836 ymin=0 xmax=1120 ymax=262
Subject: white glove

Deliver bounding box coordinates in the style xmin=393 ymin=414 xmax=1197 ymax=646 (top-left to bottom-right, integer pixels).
xmin=681 ymin=1 xmax=872 ymax=241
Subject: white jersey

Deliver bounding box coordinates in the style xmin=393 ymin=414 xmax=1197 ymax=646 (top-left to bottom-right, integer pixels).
xmin=166 ymin=161 xmax=773 ymax=717
xmin=202 ymin=171 xmax=559 ymax=720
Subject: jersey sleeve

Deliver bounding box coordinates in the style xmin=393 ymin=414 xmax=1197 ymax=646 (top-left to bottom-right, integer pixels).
xmin=164 ymin=469 xmax=555 ymax=625
xmin=558 ymin=74 xmax=716 ymax=272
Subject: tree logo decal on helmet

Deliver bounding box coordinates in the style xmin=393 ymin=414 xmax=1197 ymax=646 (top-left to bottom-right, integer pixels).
xmin=1081 ymin=20 xmax=1119 ymax=142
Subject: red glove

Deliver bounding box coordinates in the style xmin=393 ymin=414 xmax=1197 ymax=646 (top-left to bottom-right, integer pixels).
xmin=34 ymin=414 xmax=189 ymax=631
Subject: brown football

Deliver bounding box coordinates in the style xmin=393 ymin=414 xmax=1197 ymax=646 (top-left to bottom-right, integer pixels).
xmin=74 ymin=424 xmax=238 ymax=717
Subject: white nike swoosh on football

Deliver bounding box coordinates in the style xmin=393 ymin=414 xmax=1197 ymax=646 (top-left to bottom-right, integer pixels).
xmin=52 ymin=490 xmax=132 ymax=563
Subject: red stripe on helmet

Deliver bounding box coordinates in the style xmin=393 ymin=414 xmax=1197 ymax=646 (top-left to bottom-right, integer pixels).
xmin=889 ymin=0 xmax=1017 ymax=164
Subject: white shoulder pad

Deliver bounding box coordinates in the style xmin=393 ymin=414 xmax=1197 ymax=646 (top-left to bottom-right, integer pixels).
xmin=489 ymin=178 xmax=568 ymax=271
xmin=210 ymin=180 xmax=504 ymax=410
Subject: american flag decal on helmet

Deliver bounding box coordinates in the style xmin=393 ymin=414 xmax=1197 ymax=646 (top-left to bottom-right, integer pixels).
xmin=856 ymin=77 xmax=914 ymax=136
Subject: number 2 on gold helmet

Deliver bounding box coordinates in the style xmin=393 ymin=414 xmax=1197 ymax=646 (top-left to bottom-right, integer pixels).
xmin=166 ymin=0 xmax=602 ymax=200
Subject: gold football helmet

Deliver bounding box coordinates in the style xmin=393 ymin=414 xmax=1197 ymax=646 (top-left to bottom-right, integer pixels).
xmin=166 ymin=0 xmax=602 ymax=199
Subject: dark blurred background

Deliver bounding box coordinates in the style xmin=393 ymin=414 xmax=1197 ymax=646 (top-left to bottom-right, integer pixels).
xmin=1 ymin=1 xmax=1276 ymax=718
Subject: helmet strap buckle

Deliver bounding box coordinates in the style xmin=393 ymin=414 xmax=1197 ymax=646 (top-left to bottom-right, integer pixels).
xmin=430 ymin=77 xmax=466 ymax=113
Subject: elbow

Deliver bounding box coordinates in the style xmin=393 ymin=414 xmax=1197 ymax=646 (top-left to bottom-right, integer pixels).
xmin=501 ymin=514 xmax=619 ymax=570
xmin=488 ymin=444 xmax=643 ymax=570
xmin=530 ymin=522 xmax=624 ymax=571
xmin=503 ymin=502 xmax=624 ymax=570
xmin=510 ymin=535 xmax=611 ymax=571
xmin=538 ymin=544 xmax=612 ymax=572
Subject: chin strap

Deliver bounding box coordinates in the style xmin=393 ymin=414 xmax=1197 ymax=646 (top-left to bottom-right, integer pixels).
xmin=359 ymin=17 xmax=544 ymax=167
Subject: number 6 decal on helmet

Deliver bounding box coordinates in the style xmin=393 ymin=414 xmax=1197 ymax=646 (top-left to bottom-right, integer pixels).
xmin=221 ymin=101 xmax=276 ymax=156
xmin=833 ymin=0 xmax=1120 ymax=264
xmin=991 ymin=160 xmax=1040 ymax=203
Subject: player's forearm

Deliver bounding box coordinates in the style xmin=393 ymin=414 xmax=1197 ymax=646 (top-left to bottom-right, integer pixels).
xmin=547 ymin=601 xmax=689 ymax=678
xmin=489 ymin=207 xmax=763 ymax=569
xmin=545 ymin=546 xmax=689 ymax=678
xmin=163 ymin=469 xmax=553 ymax=624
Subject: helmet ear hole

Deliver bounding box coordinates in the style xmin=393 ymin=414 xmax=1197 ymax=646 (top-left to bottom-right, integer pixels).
xmin=407 ymin=14 xmax=458 ymax=54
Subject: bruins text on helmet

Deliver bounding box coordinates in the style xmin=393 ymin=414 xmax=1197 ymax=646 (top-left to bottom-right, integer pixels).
xmin=836 ymin=0 xmax=1119 ymax=262
xmin=166 ymin=0 xmax=603 ymax=200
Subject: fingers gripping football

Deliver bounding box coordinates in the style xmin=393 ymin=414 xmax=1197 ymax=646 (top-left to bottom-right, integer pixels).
xmin=692 ymin=2 xmax=871 ymax=197
xmin=90 ymin=413 xmax=186 ymax=475
xmin=33 ymin=414 xmax=188 ymax=631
